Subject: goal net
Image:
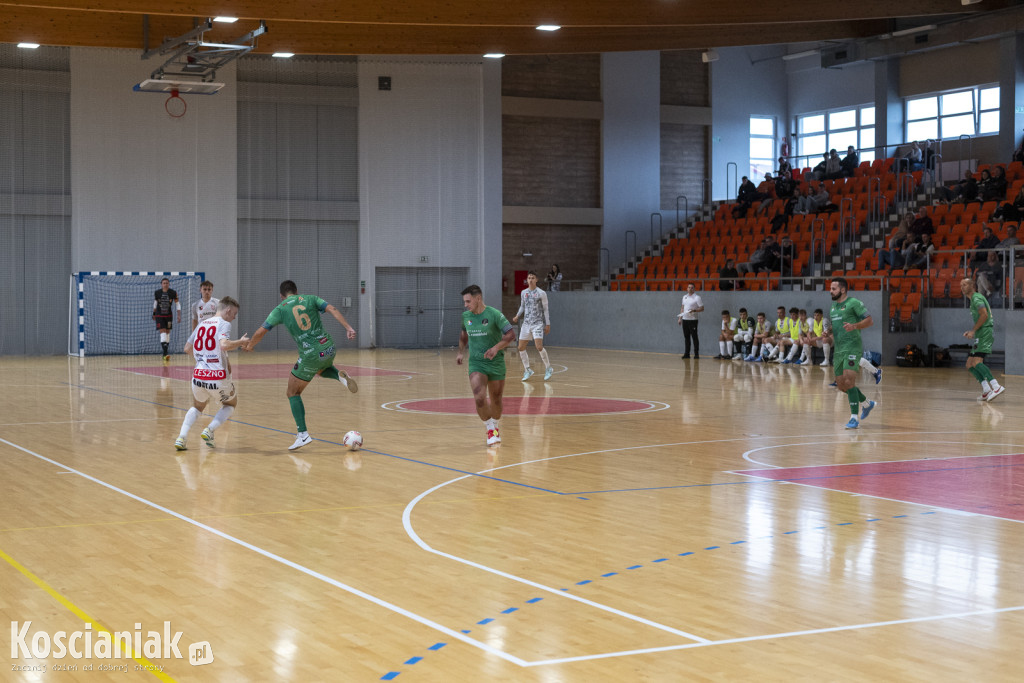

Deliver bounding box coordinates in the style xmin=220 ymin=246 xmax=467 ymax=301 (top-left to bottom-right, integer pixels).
xmin=69 ymin=272 xmax=205 ymax=356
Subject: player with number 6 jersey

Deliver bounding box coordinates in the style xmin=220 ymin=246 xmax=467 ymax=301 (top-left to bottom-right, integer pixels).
xmin=244 ymin=280 xmax=358 ymax=451
xmin=175 ymin=296 xmax=249 ymax=451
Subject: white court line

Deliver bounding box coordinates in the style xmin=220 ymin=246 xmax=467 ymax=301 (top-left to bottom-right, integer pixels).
xmin=0 ymin=437 xmax=530 ymax=667
xmin=380 ymin=396 xmax=670 ymax=417
xmin=522 ymin=604 xmax=1024 ymax=666
xmin=401 ymin=477 xmax=711 ymax=644
xmin=0 ymin=418 xmax=183 ymax=427
xmin=739 ymin=440 xmax=1024 ymax=468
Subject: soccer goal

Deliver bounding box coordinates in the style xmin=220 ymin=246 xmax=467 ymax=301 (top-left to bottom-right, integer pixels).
xmin=68 ymin=272 xmax=205 ymax=357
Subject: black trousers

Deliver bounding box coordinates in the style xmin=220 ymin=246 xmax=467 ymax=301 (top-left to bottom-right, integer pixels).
xmin=682 ymin=319 xmax=699 ymax=357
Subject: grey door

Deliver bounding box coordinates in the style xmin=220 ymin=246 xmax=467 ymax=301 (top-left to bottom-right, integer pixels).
xmin=375 ymin=267 xmax=468 ymax=348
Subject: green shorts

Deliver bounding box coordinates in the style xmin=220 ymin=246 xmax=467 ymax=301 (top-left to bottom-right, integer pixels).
xmin=834 ymin=346 xmax=862 ymax=377
xmin=973 ymin=328 xmax=994 ymax=355
xmin=292 ymin=350 xmax=336 ymax=382
xmin=468 ymin=357 xmax=507 ymax=381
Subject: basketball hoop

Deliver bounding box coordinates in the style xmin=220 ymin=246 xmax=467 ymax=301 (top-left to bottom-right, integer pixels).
xmin=165 ymin=88 xmax=187 ymax=118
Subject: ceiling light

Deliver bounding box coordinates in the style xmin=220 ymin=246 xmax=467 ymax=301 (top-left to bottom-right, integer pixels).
xmin=213 ymin=17 xmax=238 ymax=23
xmin=782 ymin=49 xmax=820 ymax=61
xmin=483 ymin=53 xmax=505 ymax=59
xmin=17 ymin=43 xmax=40 ymax=49
xmin=272 ymin=52 xmax=295 ymax=58
xmin=536 ymin=25 xmax=561 ymax=32
xmin=890 ymin=24 xmax=937 ymax=38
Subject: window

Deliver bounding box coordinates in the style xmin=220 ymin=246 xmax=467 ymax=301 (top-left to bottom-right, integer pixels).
xmin=795 ymin=105 xmax=875 ymax=171
xmin=905 ymin=85 xmax=999 ymax=142
xmin=749 ymin=116 xmax=775 ymax=181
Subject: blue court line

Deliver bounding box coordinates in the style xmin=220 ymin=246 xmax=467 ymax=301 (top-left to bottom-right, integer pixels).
xmin=61 ymin=381 xmax=564 ymax=495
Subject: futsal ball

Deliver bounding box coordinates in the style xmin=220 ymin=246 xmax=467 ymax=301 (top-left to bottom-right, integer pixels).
xmin=343 ymin=430 xmax=363 ymax=451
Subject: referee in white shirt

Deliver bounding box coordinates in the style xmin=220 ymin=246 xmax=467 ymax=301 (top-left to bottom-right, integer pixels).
xmin=678 ymin=284 xmax=704 ymax=359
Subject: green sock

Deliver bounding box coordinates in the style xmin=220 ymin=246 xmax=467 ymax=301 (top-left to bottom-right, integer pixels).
xmin=855 ymin=387 xmax=866 ymax=403
xmin=968 ymin=366 xmax=983 ymax=383
xmin=321 ymin=366 xmax=341 ymax=382
xmin=288 ymin=395 xmax=307 ymax=432
xmin=847 ymin=388 xmax=860 ymax=416
xmin=977 ymin=364 xmax=994 ymax=382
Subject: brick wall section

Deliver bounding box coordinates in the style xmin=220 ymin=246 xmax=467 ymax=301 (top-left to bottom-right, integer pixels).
xmin=501 ymin=55 xmax=601 ymax=100
xmin=503 ymin=116 xmax=601 ymax=207
xmin=500 ymin=224 xmax=601 ymax=313
xmin=660 ymin=51 xmax=709 ymax=107
xmin=661 ymin=123 xmax=708 ymax=214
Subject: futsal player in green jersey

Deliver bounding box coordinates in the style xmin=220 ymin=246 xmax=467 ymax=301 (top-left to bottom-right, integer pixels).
xmin=456 ymin=284 xmax=516 ymax=446
xmin=829 ymin=277 xmax=877 ymax=429
xmin=960 ymin=278 xmax=1005 ymax=401
xmin=245 ymin=280 xmax=358 ymax=450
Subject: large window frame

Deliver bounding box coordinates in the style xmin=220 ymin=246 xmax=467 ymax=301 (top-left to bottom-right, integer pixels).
xmin=749 ymin=116 xmax=775 ymax=182
xmin=795 ymin=105 xmax=875 ymax=171
xmin=905 ymin=84 xmax=1000 ymax=143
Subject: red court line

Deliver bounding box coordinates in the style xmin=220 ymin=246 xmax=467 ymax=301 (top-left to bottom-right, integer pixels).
xmin=736 ymin=455 xmax=1024 ymax=521
xmin=118 ymin=364 xmax=413 ymax=380
xmin=390 ymin=397 xmax=663 ymax=416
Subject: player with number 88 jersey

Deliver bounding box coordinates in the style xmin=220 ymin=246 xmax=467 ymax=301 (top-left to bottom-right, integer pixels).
xmin=175 ymin=297 xmax=249 ymax=451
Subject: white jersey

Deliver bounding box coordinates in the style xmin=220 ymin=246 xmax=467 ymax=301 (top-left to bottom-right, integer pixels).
xmin=186 ymin=315 xmax=232 ymax=382
xmin=517 ymin=287 xmax=550 ymax=327
xmin=193 ymin=297 xmax=219 ymax=326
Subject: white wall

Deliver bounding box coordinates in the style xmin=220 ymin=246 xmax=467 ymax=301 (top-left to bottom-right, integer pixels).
xmin=788 ymin=62 xmax=875 ymax=121
xmin=357 ymin=56 xmax=496 ymax=345
xmin=711 ymin=47 xmax=788 ymax=201
xmin=70 ymin=48 xmax=237 ymax=294
xmin=602 ymin=51 xmax=661 ymax=266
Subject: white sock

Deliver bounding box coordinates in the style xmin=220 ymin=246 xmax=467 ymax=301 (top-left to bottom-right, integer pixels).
xmin=786 ymin=344 xmax=798 ymax=360
xmin=990 ymin=379 xmax=1002 ymax=390
xmin=179 ymin=407 xmax=201 ymax=439
xmin=519 ymin=350 xmax=530 ymax=368
xmin=538 ymin=348 xmax=550 ymax=369
xmin=751 ymin=344 xmax=760 ymax=357
xmin=719 ymin=341 xmax=727 ymax=356
xmin=207 ymin=405 xmax=235 ymax=431
xmin=982 ymin=380 xmax=992 ymax=393
xmin=160 ymin=332 xmax=169 ymax=344
xmin=859 ymin=357 xmax=877 ymax=373
xmin=727 ymin=341 xmax=734 ymax=355
xmin=800 ymin=346 xmax=810 ymax=362
xmin=823 ymin=343 xmax=831 ymax=361
xmin=485 ymin=418 xmax=496 ymax=430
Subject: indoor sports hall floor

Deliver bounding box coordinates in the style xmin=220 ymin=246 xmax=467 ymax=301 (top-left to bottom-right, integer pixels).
xmin=1 ymin=349 xmax=1021 ymax=681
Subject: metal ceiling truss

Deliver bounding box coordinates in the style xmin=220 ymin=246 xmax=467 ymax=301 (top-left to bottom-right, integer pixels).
xmin=141 ymin=16 xmax=268 ymax=82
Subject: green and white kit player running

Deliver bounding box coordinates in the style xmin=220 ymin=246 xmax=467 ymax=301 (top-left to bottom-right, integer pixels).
xmin=829 ymin=277 xmax=877 ymax=429
xmin=960 ymin=277 xmax=1005 ymax=401
xmin=245 ymin=280 xmax=358 ymax=450
xmin=456 ymin=284 xmax=516 ymax=446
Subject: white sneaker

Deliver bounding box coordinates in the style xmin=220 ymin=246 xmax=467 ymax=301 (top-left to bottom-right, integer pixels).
xmin=339 ymin=369 xmax=358 ymax=393
xmin=486 ymin=428 xmax=500 ymax=446
xmin=174 ymin=437 xmax=187 ymax=451
xmin=732 ymin=353 xmax=744 ymax=360
xmin=200 ymin=428 xmax=215 ymax=448
xmin=543 ymin=367 xmax=553 ymax=381
xmin=522 ymin=368 xmax=534 ymax=382
xmin=289 ymin=432 xmax=313 ymax=450
xmin=986 ymin=385 xmax=1006 ymax=401
xmin=819 ymin=359 xmax=829 ymax=366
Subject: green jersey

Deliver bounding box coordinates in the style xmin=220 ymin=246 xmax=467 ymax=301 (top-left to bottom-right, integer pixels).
xmin=262 ymin=294 xmax=335 ymax=360
xmin=830 ymin=296 xmax=869 ymax=350
xmin=969 ymin=292 xmax=994 ymax=354
xmin=462 ymin=306 xmax=513 ymax=362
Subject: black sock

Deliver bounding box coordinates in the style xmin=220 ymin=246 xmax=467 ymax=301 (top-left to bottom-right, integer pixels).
xmin=161 ymin=342 xmax=169 ymax=355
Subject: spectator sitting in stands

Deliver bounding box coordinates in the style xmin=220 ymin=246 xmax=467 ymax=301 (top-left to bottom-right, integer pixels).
xmin=777 ymin=156 xmax=792 ymax=178
xmin=902 ymin=140 xmax=923 ymax=172
xmin=998 ymin=224 xmax=1019 ymax=248
xmin=811 ymin=152 xmax=829 ymax=181
xmin=811 ymin=183 xmax=836 ymax=213
xmin=903 ymin=232 xmax=935 ymax=269
xmin=969 ymin=225 xmax=1000 ymax=267
xmin=763 ymin=233 xmax=782 ymax=272
xmin=757 ymin=172 xmax=792 ymax=215
xmin=982 ymin=166 xmax=1008 ymax=203
xmin=993 ymin=186 xmax=1024 ymax=223
xmin=792 ymin=185 xmax=815 ymax=215
xmin=823 ymin=149 xmax=843 ymax=180
xmin=770 ymin=193 xmax=798 ymax=233
xmin=877 ymin=212 xmax=913 ymax=270
xmin=738 ymin=238 xmax=771 ymax=275
xmin=975 ymin=250 xmax=1004 ymax=299
xmin=733 ymin=175 xmax=760 ymax=218
xmin=975 ymin=168 xmax=994 ymax=203
xmin=907 ymin=206 xmax=934 ymax=242
xmin=934 ymin=170 xmax=978 ymax=205
xmin=719 ymin=258 xmax=740 ymax=291
xmin=839 ymin=146 xmax=859 ymax=177
xmin=923 ymin=139 xmax=940 ymax=180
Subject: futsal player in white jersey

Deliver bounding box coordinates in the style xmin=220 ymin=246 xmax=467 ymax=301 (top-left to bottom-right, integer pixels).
xmin=191 ymin=280 xmax=219 ymax=330
xmin=175 ymin=296 xmax=249 ymax=450
xmin=512 ymin=271 xmax=554 ymax=381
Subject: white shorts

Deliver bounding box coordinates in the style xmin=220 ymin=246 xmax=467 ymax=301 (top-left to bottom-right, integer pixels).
xmin=191 ymin=377 xmax=237 ymax=404
xmin=519 ymin=323 xmax=545 ymax=341
xmin=735 ymin=329 xmax=753 ymax=343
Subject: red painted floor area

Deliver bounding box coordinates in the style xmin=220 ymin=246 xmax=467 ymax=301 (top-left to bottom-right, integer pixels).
xmin=737 ymin=455 xmax=1024 ymax=521
xmin=391 ymin=396 xmax=661 ymax=416
xmin=119 ymin=364 xmax=412 ymax=380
